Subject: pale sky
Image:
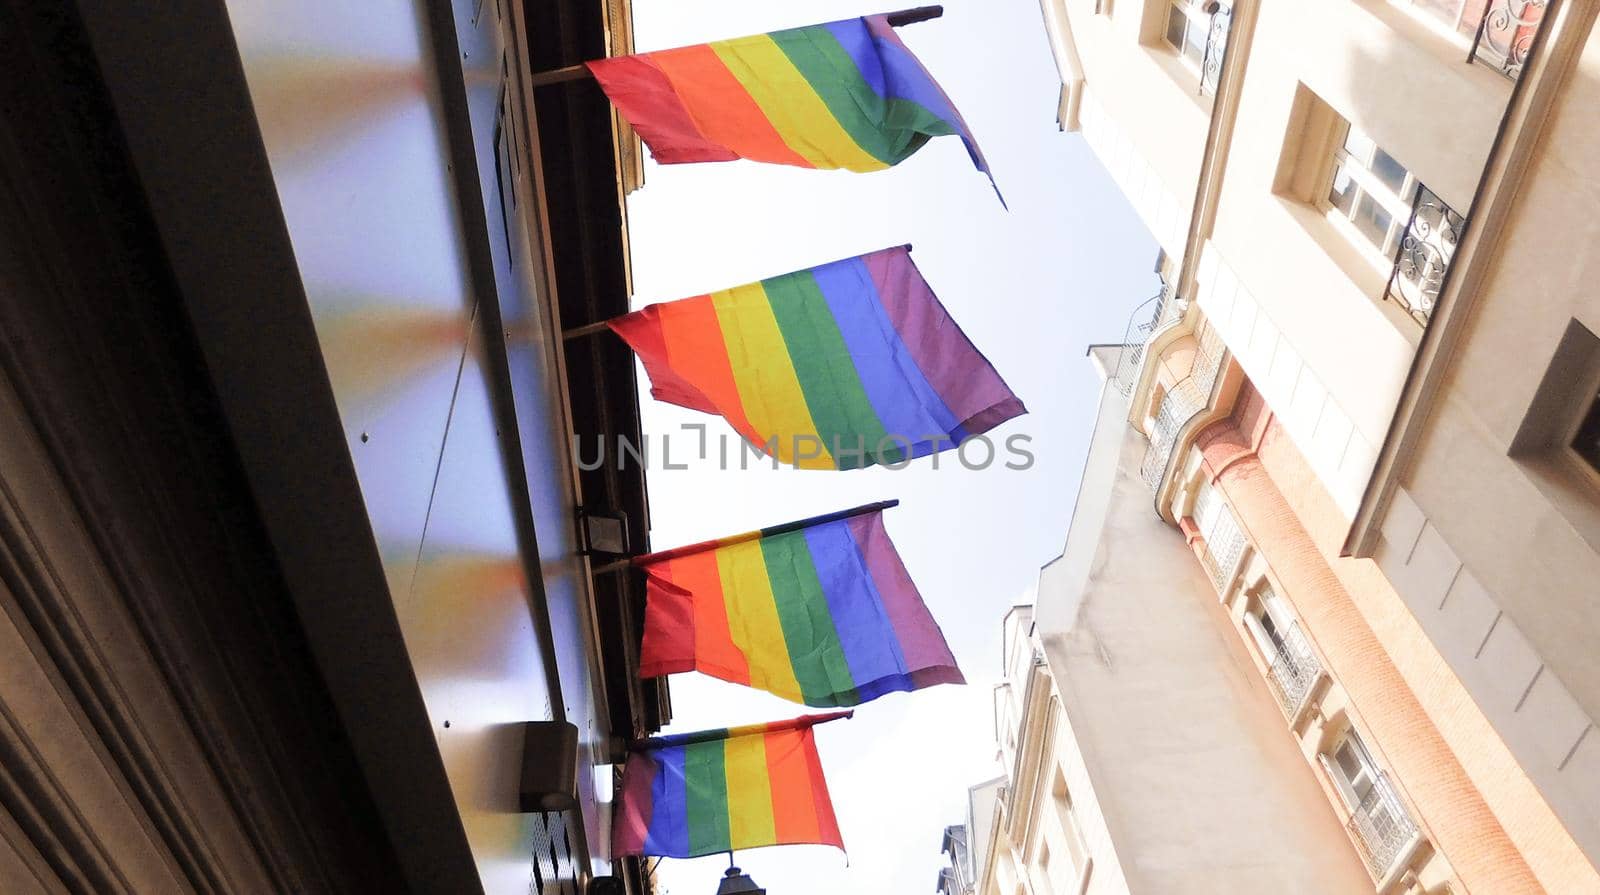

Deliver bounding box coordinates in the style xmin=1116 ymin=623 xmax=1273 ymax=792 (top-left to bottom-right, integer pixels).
xmin=620 ymin=1 xmax=1158 ymax=892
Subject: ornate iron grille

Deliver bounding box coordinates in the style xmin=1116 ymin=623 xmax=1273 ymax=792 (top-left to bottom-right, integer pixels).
xmin=1339 ymin=770 xmax=1419 ymax=881
xmin=1203 ymin=514 xmax=1244 ymax=590
xmin=1265 ymin=622 xmax=1322 ymax=717
xmin=1141 ymin=378 xmax=1205 ymax=488
xmin=1199 ymin=3 xmax=1233 ymax=97
xmin=1383 ymin=182 xmax=1464 ymax=325
xmin=1470 ymin=0 xmax=1547 ymax=80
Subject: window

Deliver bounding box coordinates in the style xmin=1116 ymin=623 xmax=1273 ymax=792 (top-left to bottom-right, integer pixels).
xmin=1051 ymin=769 xmax=1089 ymax=874
xmin=1325 ymin=125 xmax=1418 ymax=261
xmin=1329 ymin=734 xmax=1380 ymax=808
xmin=1192 ymin=479 xmax=1246 ymax=591
xmin=1388 ymin=0 xmax=1546 ymax=78
xmin=1246 ymin=586 xmax=1292 ymax=657
xmin=1571 ymin=388 xmax=1600 ymax=476
xmin=1324 ymin=730 xmax=1420 ymax=878
xmin=1163 ymin=1 xmax=1213 ymax=71
xmin=1324 ymin=122 xmax=1462 ymax=322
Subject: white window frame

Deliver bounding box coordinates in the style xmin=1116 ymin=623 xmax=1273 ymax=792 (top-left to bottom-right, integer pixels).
xmin=1244 ymin=584 xmax=1294 ymax=660
xmin=1321 ymin=122 xmax=1419 ymax=265
xmin=1162 ymin=0 xmax=1214 ymax=74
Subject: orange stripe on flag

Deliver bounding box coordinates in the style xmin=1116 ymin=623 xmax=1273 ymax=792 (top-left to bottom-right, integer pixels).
xmin=764 ymin=728 xmax=823 ymax=845
xmin=648 ymin=44 xmax=813 ymax=168
xmin=670 ymin=552 xmax=751 ymax=686
xmin=657 ymin=297 xmax=760 ymax=446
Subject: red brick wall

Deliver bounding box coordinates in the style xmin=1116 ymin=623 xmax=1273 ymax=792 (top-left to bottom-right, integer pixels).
xmin=1197 ymin=384 xmax=1543 ymax=893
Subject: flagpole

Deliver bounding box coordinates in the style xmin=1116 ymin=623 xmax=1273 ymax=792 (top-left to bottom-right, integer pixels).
xmin=590 ymin=500 xmax=900 ymax=575
xmin=526 ymin=7 xmax=945 ymax=87
xmin=562 ymin=319 xmax=615 ymax=341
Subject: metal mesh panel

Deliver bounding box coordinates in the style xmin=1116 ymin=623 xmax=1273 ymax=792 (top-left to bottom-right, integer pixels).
xmin=529 ymin=812 xmax=581 ymax=895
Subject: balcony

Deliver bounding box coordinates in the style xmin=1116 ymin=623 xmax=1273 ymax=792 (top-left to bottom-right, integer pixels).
xmin=1110 ymin=286 xmax=1172 ymax=397
xmin=1140 ymin=323 xmax=1225 ymax=489
xmin=1383 ymin=183 xmax=1465 ymax=325
xmin=1469 ymin=0 xmax=1547 ymax=80
xmin=1341 ymin=771 xmax=1421 ymax=881
xmin=1264 ymin=623 xmax=1322 ymax=718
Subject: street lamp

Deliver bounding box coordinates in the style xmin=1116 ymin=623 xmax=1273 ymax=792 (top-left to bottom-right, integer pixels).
xmin=715 ymin=865 xmax=766 ymax=895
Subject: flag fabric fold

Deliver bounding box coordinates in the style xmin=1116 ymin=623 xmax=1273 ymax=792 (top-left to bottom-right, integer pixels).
xmin=608 ymin=245 xmax=1025 ymax=470
xmin=635 ymin=507 xmax=963 ymax=707
xmin=613 ymin=712 xmax=851 ymax=858
xmin=584 ymin=13 xmax=994 ymax=189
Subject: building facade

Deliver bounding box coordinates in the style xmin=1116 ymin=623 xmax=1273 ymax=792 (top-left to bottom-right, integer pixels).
xmin=2 ymin=1 xmax=662 ymax=892
xmin=1038 ymin=0 xmax=1600 ymax=892
xmin=970 ymin=363 xmax=1377 ymax=895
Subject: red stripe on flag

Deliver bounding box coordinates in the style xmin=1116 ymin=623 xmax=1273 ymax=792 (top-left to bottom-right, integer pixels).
xmin=637 ymin=570 xmax=696 ymax=679
xmin=608 ymin=304 xmax=719 ymax=416
xmin=801 ymin=726 xmax=845 ymax=850
xmin=585 ymin=56 xmax=737 ymax=163
xmin=664 ymin=552 xmax=752 ymax=686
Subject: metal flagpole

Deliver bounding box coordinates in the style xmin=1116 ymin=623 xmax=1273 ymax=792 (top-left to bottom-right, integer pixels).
xmin=588 ymin=500 xmax=900 ymax=575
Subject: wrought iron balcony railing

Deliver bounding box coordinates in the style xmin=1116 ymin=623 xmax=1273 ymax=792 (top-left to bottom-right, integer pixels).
xmin=1336 ymin=769 xmax=1420 ymax=881
xmin=1199 ymin=3 xmax=1233 ymax=97
xmin=1264 ymin=622 xmax=1321 ymax=718
xmin=1140 ymin=323 xmax=1224 ymax=489
xmin=1383 ymin=182 xmax=1464 ymax=325
xmin=1201 ymin=511 xmax=1245 ymax=591
xmin=1110 ymin=286 xmax=1170 ymax=397
xmin=1469 ymin=0 xmax=1547 ymax=80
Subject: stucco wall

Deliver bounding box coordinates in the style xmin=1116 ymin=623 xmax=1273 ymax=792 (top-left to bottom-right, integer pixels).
xmin=1392 ymin=16 xmax=1600 ymax=874
xmin=1032 ymin=381 xmax=1371 ymax=894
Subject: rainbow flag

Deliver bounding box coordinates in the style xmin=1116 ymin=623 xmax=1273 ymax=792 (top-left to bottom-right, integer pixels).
xmin=584 ymin=14 xmax=993 ymax=185
xmin=613 ymin=712 xmax=850 ymax=858
xmin=608 ymin=246 xmax=1024 ymax=470
xmin=635 ymin=504 xmax=963 ymax=707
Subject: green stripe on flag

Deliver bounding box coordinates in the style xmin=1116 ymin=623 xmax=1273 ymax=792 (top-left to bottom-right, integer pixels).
xmin=685 ymin=740 xmax=731 ymax=855
xmin=760 ymin=530 xmax=857 ymax=706
xmin=774 ymin=29 xmax=956 ymax=166
xmin=761 ymin=271 xmax=887 ymax=469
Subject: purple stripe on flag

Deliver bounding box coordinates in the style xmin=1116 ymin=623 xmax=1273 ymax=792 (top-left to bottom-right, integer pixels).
xmin=644 ymin=746 xmax=689 ymax=857
xmin=803 ymin=520 xmax=907 ymax=690
xmin=809 ymin=256 xmax=957 ymax=447
xmin=846 ymin=512 xmax=963 ymax=685
xmin=614 ymin=751 xmax=658 ymax=855
xmin=863 ymin=247 xmax=1025 ymax=436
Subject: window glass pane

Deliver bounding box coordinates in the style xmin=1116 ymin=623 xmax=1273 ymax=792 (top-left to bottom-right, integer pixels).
xmin=1335 ymin=742 xmax=1363 ymax=781
xmin=1353 ymin=194 xmax=1394 ymax=250
xmin=1371 ymin=147 xmax=1409 ymax=196
xmin=1328 ymin=167 xmax=1357 ymax=216
xmin=1343 ymin=126 xmax=1377 ymax=163
xmin=1184 ymin=17 xmax=1208 ymax=64
xmin=1165 ymin=6 xmax=1188 ymax=49
xmin=1572 ymin=391 xmax=1600 ymax=474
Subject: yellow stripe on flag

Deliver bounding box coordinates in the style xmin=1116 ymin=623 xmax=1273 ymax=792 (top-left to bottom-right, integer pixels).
xmin=712 ymin=283 xmax=834 ymax=469
xmin=716 ymin=540 xmax=805 ymax=703
xmin=723 ymin=732 xmax=778 ymax=849
xmin=711 ymin=35 xmax=889 ymax=173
